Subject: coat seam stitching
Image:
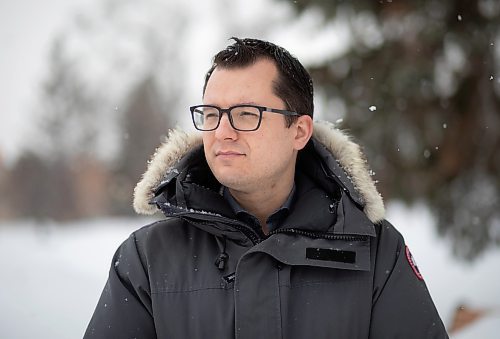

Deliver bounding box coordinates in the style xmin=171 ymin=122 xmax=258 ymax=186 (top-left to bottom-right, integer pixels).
xmin=151 ymin=286 xmax=227 ymax=294
xmin=279 ymin=281 xmax=347 ymax=289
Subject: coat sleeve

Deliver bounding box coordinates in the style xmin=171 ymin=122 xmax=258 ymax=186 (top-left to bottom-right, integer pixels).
xmin=84 ymin=232 xmax=156 ymax=339
xmin=369 ymin=221 xmax=449 ymax=338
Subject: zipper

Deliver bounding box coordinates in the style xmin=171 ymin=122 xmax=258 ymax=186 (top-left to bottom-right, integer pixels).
xmin=267 ymin=227 xmax=369 ymax=242
xmin=222 ymin=217 xmax=262 ymax=245
xmin=172 ymin=207 xmax=369 ymax=245
xmin=180 ymin=213 xmax=263 ymax=245
xmin=181 ymin=213 xmax=369 ymax=244
xmin=158 ymin=201 xmax=263 ymax=245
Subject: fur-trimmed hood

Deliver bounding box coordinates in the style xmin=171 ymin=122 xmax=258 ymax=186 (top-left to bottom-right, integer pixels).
xmin=133 ymin=120 xmax=385 ymax=223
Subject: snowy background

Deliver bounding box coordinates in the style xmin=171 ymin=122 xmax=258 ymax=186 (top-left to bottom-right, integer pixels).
xmin=1 ymin=204 xmax=500 ymax=338
xmin=1 ymin=0 xmax=499 ymax=337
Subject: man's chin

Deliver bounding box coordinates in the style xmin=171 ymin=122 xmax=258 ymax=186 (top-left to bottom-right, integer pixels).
xmin=213 ymin=172 xmax=248 ymax=190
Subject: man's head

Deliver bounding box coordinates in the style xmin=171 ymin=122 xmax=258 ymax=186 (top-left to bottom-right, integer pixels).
xmin=203 ymin=37 xmax=314 ymax=125
xmin=199 ymin=38 xmax=314 ymax=197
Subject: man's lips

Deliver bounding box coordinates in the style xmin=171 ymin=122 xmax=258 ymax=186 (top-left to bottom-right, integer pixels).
xmin=215 ymin=150 xmax=245 ymax=157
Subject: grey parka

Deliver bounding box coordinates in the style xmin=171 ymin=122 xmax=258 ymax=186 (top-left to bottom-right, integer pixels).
xmin=84 ymin=121 xmax=448 ymax=338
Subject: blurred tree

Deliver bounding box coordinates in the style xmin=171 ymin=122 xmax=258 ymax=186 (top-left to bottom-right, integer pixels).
xmin=21 ymin=0 xmax=188 ymax=220
xmin=37 ymin=35 xmax=102 ymax=162
xmin=282 ymin=0 xmax=500 ymax=259
xmin=17 ymin=36 xmax=103 ymax=220
xmin=110 ymin=75 xmax=174 ymax=215
xmin=5 ymin=152 xmax=78 ymax=220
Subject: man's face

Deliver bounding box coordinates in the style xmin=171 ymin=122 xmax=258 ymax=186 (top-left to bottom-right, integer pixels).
xmin=202 ymin=59 xmax=300 ymax=194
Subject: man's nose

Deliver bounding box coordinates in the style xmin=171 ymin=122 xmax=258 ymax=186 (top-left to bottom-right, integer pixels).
xmin=214 ymin=113 xmax=237 ymax=140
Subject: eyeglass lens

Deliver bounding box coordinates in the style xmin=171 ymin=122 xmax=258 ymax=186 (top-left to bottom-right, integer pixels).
xmin=193 ymin=106 xmax=261 ymax=131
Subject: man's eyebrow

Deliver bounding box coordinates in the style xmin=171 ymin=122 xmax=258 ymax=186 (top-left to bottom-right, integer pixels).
xmin=203 ymin=102 xmax=262 ymax=107
xmin=234 ymin=102 xmax=261 ymax=106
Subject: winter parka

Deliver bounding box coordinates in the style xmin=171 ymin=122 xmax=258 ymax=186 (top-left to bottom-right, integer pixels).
xmin=84 ymin=121 xmax=448 ymax=339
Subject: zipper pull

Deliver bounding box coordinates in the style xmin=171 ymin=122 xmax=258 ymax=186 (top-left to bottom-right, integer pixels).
xmin=215 ymin=252 xmax=229 ymax=270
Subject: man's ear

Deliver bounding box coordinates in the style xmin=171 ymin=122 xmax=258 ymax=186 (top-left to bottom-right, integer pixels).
xmin=293 ymin=115 xmax=313 ymax=151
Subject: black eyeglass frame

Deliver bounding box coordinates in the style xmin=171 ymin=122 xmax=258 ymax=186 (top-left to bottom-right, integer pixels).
xmin=189 ymin=104 xmax=300 ymax=131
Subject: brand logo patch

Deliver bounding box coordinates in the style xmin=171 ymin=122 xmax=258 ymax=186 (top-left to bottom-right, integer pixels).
xmin=306 ymin=247 xmax=356 ymax=264
xmin=405 ymin=246 xmax=424 ymax=281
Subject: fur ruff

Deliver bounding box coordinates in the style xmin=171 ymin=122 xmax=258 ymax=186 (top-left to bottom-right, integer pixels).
xmin=133 ymin=121 xmax=385 ymax=223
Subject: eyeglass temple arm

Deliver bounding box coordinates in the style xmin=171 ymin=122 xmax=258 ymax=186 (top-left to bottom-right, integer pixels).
xmin=264 ymin=107 xmax=299 ymax=116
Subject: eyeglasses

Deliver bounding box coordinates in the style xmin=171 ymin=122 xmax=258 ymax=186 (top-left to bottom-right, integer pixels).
xmin=190 ymin=104 xmax=299 ymax=131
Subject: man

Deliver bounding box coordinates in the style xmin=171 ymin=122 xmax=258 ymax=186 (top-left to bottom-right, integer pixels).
xmin=85 ymin=37 xmax=448 ymax=338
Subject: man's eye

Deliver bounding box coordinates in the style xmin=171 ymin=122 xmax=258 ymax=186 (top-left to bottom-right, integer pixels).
xmin=204 ymin=112 xmax=219 ymax=119
xmin=239 ymin=111 xmax=259 ymax=117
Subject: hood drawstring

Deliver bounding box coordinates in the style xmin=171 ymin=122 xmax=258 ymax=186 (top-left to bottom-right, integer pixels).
xmin=214 ymin=236 xmax=229 ymax=271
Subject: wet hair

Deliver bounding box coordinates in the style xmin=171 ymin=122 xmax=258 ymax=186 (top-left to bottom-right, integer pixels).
xmin=203 ymin=37 xmax=314 ymax=126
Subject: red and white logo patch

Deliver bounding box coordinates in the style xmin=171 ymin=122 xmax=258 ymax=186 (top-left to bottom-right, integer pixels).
xmin=405 ymin=246 xmax=424 ymax=281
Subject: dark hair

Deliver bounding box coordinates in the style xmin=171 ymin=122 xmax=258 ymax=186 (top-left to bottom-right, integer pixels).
xmin=203 ymin=37 xmax=314 ymax=126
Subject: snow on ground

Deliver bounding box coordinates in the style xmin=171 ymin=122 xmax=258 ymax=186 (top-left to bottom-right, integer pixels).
xmin=0 ymin=204 xmax=499 ymax=338
xmin=0 ymin=217 xmax=152 ymax=339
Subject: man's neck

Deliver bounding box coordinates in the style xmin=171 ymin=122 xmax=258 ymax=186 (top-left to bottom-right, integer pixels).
xmin=228 ymin=178 xmax=295 ymax=234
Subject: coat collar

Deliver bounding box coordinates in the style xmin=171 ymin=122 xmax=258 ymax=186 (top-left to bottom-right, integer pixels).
xmin=133 ymin=120 xmax=385 ymax=224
